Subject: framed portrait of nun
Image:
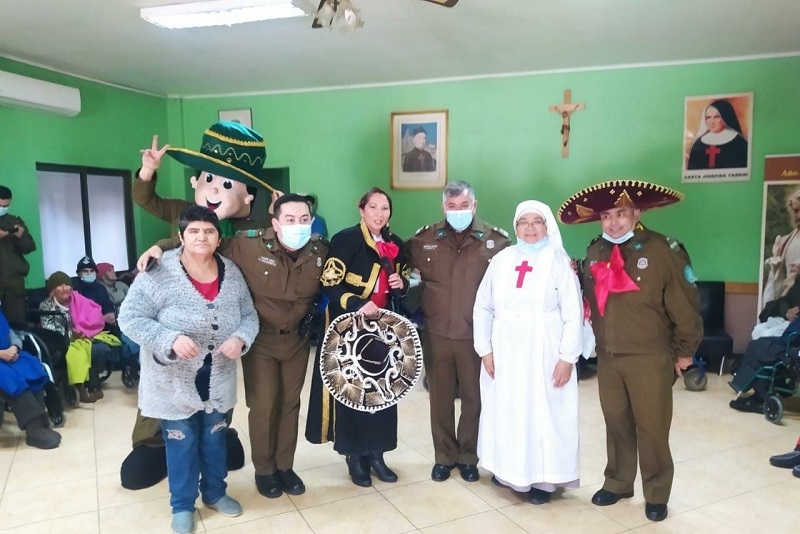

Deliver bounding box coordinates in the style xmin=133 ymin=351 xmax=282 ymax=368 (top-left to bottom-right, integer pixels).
xmin=682 ymin=92 xmax=753 ymax=183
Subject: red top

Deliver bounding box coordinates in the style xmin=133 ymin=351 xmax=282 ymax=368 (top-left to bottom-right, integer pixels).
xmin=190 ymin=276 xmax=219 ymax=302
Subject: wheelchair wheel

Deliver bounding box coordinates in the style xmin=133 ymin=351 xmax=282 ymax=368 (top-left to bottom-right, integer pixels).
xmin=764 ymin=395 xmax=784 ymax=424
xmin=121 ymin=365 xmax=139 ymax=388
xmin=99 ymin=367 xmax=112 ymax=383
xmin=63 ymin=385 xmax=80 ymax=408
xmin=683 ymin=368 xmax=707 ymax=391
xmin=50 ymin=411 xmax=66 ymax=428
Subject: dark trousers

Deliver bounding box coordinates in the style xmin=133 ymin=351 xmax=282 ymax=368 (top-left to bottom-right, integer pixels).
xmin=597 ymin=351 xmax=675 ymax=504
xmin=730 ymin=336 xmax=786 ymax=399
xmin=241 ymin=331 xmax=310 ymax=475
xmin=0 ymin=285 xmax=27 ymax=327
xmin=424 ymin=332 xmax=482 ymax=465
xmin=1 ymin=389 xmax=47 ymax=430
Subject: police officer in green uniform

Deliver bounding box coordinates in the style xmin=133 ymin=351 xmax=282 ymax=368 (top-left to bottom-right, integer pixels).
xmin=0 ymin=186 xmax=36 ymax=326
xmin=558 ymin=180 xmax=702 ymax=523
xmin=405 ymin=180 xmax=510 ymax=482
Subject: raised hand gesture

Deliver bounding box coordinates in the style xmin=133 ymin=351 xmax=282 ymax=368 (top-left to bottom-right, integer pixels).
xmin=139 ymin=135 xmax=170 ymax=181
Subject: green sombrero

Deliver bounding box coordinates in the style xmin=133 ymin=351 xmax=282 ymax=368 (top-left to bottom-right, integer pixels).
xmin=167 ymin=121 xmax=273 ymax=191
xmin=558 ymin=179 xmax=684 ymax=224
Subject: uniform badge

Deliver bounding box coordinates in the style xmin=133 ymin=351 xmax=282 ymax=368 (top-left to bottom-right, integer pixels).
xmin=637 ymin=258 xmax=648 ymax=269
xmin=317 ymin=257 xmax=322 ymax=267
xmin=258 ymin=256 xmax=277 ymax=266
xmin=684 ymin=265 xmax=698 ymax=284
xmin=487 ymin=239 xmax=495 ymax=249
xmin=633 ymin=242 xmax=643 ymax=251
xmin=423 ymin=244 xmax=437 ymax=251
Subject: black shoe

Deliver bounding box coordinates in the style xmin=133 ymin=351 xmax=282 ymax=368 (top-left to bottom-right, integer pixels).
xmin=645 ymin=503 xmax=668 ymax=522
xmin=367 ymin=452 xmax=398 ymax=483
xmin=591 ymin=488 xmax=634 ymax=506
xmin=769 ymin=450 xmax=800 ymax=469
xmin=457 ymin=463 xmax=479 ymax=482
xmin=255 ymin=473 xmax=283 ymax=499
xmin=527 ymin=487 xmax=552 ymax=505
xmin=24 ymin=423 xmax=61 ymax=450
xmin=276 ymin=468 xmax=306 ymax=495
xmin=490 ymin=475 xmax=504 ymax=487
xmin=729 ymin=397 xmax=764 ymax=414
xmin=346 ymin=455 xmax=372 ymax=487
xmin=793 ymin=465 xmax=800 ymax=478
xmin=431 ymin=463 xmax=455 ymax=482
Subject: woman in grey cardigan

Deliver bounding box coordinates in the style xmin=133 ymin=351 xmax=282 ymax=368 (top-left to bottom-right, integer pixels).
xmin=119 ymin=205 xmax=258 ymax=534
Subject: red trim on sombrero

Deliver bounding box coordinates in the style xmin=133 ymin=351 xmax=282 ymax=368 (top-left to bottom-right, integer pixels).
xmin=557 ymin=179 xmax=684 ymax=224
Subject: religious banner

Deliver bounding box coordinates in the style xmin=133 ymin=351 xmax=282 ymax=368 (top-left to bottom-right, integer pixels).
xmin=758 ymin=171 xmax=800 ymax=311
xmin=682 ymin=92 xmax=753 ymax=183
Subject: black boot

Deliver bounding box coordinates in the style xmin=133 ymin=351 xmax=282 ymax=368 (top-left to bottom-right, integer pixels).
xmin=23 ymin=413 xmax=61 ymax=450
xmin=346 ymin=455 xmax=372 ymax=487
xmin=367 ymin=452 xmax=398 ymax=483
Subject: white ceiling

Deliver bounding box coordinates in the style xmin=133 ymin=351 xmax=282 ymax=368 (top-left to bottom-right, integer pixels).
xmin=1 ymin=0 xmax=799 ymax=97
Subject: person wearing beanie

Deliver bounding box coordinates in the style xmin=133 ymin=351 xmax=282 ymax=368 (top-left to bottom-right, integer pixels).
xmin=74 ymin=256 xmax=116 ymax=323
xmin=96 ymin=262 xmax=130 ymax=311
xmin=0 ymin=308 xmax=61 ymax=449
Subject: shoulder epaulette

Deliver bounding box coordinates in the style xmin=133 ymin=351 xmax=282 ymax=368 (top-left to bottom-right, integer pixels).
xmin=415 ymin=225 xmax=430 ymax=236
xmin=588 ymin=236 xmax=600 ymax=247
xmin=665 ymin=236 xmax=681 ymax=252
xmin=492 ymin=226 xmax=509 ymax=239
xmin=238 ymin=229 xmax=264 ymax=238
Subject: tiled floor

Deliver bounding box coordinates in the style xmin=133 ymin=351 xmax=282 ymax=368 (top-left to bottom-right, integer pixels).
xmin=1 ymin=359 xmax=799 ymax=533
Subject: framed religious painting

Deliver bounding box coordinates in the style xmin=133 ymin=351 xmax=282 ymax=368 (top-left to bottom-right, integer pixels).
xmin=758 ymin=155 xmax=800 ymax=312
xmin=682 ymin=92 xmax=753 ymax=183
xmin=391 ymin=110 xmax=448 ymax=190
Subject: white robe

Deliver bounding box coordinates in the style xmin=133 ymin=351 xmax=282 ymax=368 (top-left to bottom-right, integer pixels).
xmin=473 ymin=243 xmax=583 ymax=491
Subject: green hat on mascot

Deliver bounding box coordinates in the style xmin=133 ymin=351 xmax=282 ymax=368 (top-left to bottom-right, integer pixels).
xmin=167 ymin=121 xmax=271 ymax=191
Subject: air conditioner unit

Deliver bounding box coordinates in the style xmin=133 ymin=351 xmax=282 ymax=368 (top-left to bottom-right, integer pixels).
xmin=0 ymin=70 xmax=81 ymax=117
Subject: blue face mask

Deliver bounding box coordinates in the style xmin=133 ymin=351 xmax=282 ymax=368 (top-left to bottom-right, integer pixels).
xmin=446 ymin=210 xmax=473 ymax=232
xmin=80 ymin=273 xmax=97 ymax=284
xmin=279 ymin=223 xmax=312 ymax=250
xmin=0 ymin=207 xmax=8 ymax=217
xmin=602 ymin=230 xmax=634 ymax=245
xmin=517 ymin=236 xmax=549 ymax=252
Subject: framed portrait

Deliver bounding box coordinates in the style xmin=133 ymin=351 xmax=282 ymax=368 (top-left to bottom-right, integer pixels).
xmin=391 ymin=110 xmax=448 ymax=190
xmin=218 ymin=108 xmax=252 ymax=128
xmin=682 ymin=92 xmax=753 ymax=183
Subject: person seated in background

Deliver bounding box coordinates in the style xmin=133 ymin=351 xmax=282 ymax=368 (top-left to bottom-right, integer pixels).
xmin=0 ymin=308 xmax=61 ymax=449
xmin=97 ymin=262 xmax=129 ymax=312
xmin=769 ymin=434 xmax=800 ymax=478
xmin=39 ymin=272 xmax=119 ymax=403
xmin=729 ymin=276 xmax=800 ymax=413
xmin=301 ymin=194 xmax=329 ymax=239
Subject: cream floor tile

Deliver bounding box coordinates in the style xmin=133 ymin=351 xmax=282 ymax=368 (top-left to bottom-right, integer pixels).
xmin=99 ymin=497 xmax=201 ymax=534
xmin=371 ymin=447 xmax=437 ymax=489
xmin=4 ymin=447 xmax=96 ymax=492
xmin=498 ymin=495 xmax=628 ymax=534
xmin=700 ymin=478 xmax=800 ymax=531
xmin=96 ymin=471 xmax=167 ymax=510
xmin=0 ymin=476 xmax=98 ymax=529
xmin=291 ymin=436 xmax=343 ymax=472
xmin=0 ymin=511 xmax=100 ymax=534
xmin=205 ymin=510 xmax=313 ymax=533
xmin=627 ymin=508 xmax=743 ymax=533
xmin=420 ymin=510 xmax=526 ymax=534
xmin=300 ymin=492 xmax=414 ymax=534
xmin=380 ymin=478 xmax=491 ymax=529
xmin=288 ymin=461 xmax=377 ymax=509
xmin=455 ymin=476 xmax=527 ymax=509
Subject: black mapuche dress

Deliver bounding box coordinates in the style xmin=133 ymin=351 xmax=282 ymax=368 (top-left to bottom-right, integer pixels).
xmin=305 ymin=221 xmax=409 ymax=455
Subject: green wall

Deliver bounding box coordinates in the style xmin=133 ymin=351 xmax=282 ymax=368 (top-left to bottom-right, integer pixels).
xmin=0 ymin=58 xmax=174 ymax=286
xmin=180 ymin=56 xmax=800 ymax=283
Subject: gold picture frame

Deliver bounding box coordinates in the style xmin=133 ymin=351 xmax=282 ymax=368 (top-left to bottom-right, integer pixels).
xmin=391 ymin=110 xmax=448 ymax=190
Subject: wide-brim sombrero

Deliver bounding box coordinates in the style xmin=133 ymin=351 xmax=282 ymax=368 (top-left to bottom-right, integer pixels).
xmin=320 ymin=310 xmax=423 ymax=413
xmin=166 ymin=120 xmax=274 ymax=191
xmin=557 ymin=179 xmax=684 ymax=224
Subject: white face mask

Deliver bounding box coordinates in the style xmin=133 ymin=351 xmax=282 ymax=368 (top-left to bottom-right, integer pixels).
xmin=279 ymin=223 xmax=312 ymax=250
xmin=0 ymin=207 xmax=8 ymax=217
xmin=602 ymin=230 xmax=635 ymax=244
xmin=446 ymin=210 xmax=473 ymax=232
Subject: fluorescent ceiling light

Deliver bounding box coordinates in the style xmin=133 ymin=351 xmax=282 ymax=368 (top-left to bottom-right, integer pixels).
xmin=141 ymin=0 xmax=305 ymax=29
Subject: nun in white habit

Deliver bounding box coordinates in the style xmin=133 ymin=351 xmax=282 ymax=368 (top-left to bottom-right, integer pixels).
xmin=473 ymin=200 xmax=583 ymax=504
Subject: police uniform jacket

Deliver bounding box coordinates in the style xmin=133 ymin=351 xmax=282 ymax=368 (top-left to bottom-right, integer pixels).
xmin=0 ymin=213 xmax=35 ymax=287
xmin=223 ymin=228 xmax=327 ymax=333
xmin=582 ymin=225 xmax=702 ymax=359
xmin=320 ymin=222 xmax=409 ymax=318
xmin=406 ymin=218 xmax=510 ymax=340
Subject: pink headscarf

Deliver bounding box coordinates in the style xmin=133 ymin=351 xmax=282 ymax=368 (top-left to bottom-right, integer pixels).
xmin=96 ymin=263 xmax=115 ymax=278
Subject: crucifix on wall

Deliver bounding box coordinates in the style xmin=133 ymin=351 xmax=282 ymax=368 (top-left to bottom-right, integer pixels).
xmin=549 ymin=89 xmax=585 ymax=158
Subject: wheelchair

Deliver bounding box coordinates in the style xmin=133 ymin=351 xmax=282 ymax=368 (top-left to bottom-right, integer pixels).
xmin=12 ymin=327 xmax=67 ymax=428
xmin=734 ymin=344 xmax=800 ymax=425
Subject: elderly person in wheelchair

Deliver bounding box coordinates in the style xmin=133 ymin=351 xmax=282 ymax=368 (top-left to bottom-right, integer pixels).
xmin=0 ymin=308 xmax=61 ymax=449
xmin=729 ymin=277 xmax=800 ymax=413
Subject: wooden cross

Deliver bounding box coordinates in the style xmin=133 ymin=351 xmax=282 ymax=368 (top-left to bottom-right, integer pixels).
xmin=549 ymin=89 xmax=585 ymax=158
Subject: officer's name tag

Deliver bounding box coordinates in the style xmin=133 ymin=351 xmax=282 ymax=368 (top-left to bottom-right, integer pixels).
xmin=423 ymin=244 xmax=437 ymax=251
xmin=258 ymin=256 xmax=277 ymax=266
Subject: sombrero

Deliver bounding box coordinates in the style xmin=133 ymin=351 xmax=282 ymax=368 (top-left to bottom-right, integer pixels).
xmin=557 ymin=179 xmax=684 ymax=224
xmin=166 ymin=121 xmax=273 ymax=191
xmin=320 ymin=310 xmax=423 ymax=413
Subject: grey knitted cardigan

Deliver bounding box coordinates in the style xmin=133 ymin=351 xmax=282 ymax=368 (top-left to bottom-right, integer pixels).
xmin=119 ymin=249 xmax=258 ymax=420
